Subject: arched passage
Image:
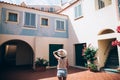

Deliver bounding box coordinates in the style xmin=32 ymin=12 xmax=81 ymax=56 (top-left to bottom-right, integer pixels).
xmin=0 ymin=39 xmax=34 ymax=69
xmin=97 ymin=29 xmax=119 ymax=68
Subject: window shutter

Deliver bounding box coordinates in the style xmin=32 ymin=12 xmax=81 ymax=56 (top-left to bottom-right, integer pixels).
xmin=56 ymin=20 xmax=65 ymax=31
xmin=61 ymin=21 xmax=64 ymax=30
xmin=56 ymin=20 xmax=60 ymax=30
xmin=25 ymin=12 xmax=30 ymax=25
xmin=78 ymin=5 xmax=82 ymax=17
xmin=75 ymin=6 xmax=77 ymax=18
xmin=31 ymin=13 xmax=35 ymax=26
xmin=24 ymin=12 xmax=36 ymax=28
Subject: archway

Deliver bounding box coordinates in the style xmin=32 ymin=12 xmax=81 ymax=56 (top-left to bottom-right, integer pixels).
xmin=98 ymin=29 xmax=119 ymax=68
xmin=0 ymin=39 xmax=34 ymax=69
xmin=98 ymin=28 xmax=115 ymax=35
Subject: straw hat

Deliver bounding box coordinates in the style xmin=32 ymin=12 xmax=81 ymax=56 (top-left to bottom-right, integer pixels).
xmin=57 ymin=49 xmax=67 ymax=57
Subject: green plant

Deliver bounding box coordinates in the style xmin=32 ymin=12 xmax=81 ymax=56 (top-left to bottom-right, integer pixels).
xmin=35 ymin=58 xmax=49 ymax=67
xmin=82 ymin=45 xmax=98 ymax=71
xmin=83 ymin=46 xmax=97 ymax=63
xmin=87 ymin=63 xmax=98 ymax=71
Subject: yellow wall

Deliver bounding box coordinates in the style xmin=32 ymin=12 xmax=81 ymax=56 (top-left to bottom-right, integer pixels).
xmin=97 ymin=38 xmax=115 ymax=68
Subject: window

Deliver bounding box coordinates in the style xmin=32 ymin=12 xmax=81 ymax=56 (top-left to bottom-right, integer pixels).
xmin=41 ymin=7 xmax=44 ymax=11
xmin=6 ymin=11 xmax=19 ymax=23
xmin=41 ymin=17 xmax=49 ymax=27
xmin=55 ymin=19 xmax=66 ymax=31
xmin=118 ymin=0 xmax=120 ymax=14
xmin=98 ymin=0 xmax=105 ymax=9
xmin=74 ymin=4 xmax=82 ymax=19
xmin=95 ymin=0 xmax=112 ymax=10
xmin=24 ymin=12 xmax=36 ymax=28
xmin=49 ymin=7 xmax=55 ymax=12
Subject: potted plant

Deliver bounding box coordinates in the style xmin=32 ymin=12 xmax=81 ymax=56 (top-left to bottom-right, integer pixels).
xmin=86 ymin=63 xmax=98 ymax=72
xmin=35 ymin=57 xmax=49 ymax=72
xmin=82 ymin=44 xmax=98 ymax=71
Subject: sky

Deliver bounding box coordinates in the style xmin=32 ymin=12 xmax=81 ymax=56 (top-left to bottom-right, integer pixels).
xmin=0 ymin=0 xmax=69 ymax=5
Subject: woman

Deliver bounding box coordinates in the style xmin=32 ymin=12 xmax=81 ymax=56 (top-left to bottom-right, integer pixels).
xmin=53 ymin=49 xmax=69 ymax=80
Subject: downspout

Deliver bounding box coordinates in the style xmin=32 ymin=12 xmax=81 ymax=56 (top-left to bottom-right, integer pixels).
xmin=33 ymin=36 xmax=36 ymax=70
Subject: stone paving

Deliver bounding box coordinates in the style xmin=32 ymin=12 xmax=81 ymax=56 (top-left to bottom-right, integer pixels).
xmin=0 ymin=67 xmax=120 ymax=80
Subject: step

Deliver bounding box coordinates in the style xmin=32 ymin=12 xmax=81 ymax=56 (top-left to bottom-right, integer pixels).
xmin=104 ymin=68 xmax=120 ymax=73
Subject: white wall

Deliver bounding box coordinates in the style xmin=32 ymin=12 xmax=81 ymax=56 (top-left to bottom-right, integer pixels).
xmin=60 ymin=0 xmax=120 ymax=66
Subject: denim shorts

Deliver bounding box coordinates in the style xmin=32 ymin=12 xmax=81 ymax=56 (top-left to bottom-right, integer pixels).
xmin=57 ymin=69 xmax=67 ymax=77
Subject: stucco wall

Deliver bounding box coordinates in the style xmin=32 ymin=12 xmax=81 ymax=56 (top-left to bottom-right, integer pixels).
xmin=35 ymin=37 xmax=68 ymax=61
xmin=0 ymin=34 xmax=35 ymax=50
xmin=0 ymin=34 xmax=68 ymax=65
xmin=0 ymin=34 xmax=35 ymax=66
xmin=60 ymin=0 xmax=120 ymax=66
xmin=0 ymin=4 xmax=68 ymax=38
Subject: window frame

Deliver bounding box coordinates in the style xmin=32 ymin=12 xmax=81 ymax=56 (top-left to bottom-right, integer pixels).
xmin=40 ymin=17 xmax=49 ymax=27
xmin=118 ymin=0 xmax=120 ymax=14
xmin=74 ymin=3 xmax=83 ymax=19
xmin=55 ymin=19 xmax=66 ymax=32
xmin=98 ymin=0 xmax=105 ymax=9
xmin=24 ymin=12 xmax=36 ymax=29
xmin=41 ymin=7 xmax=44 ymax=11
xmin=6 ymin=10 xmax=19 ymax=23
xmin=49 ymin=7 xmax=55 ymax=12
xmin=95 ymin=0 xmax=112 ymax=10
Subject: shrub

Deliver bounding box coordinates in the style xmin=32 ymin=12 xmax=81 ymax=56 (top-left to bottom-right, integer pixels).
xmin=35 ymin=57 xmax=49 ymax=67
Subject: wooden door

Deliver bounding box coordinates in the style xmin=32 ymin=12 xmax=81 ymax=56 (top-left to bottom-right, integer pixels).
xmin=75 ymin=43 xmax=87 ymax=66
xmin=49 ymin=44 xmax=63 ymax=66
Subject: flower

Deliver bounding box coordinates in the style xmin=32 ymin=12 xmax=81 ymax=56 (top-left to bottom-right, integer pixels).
xmin=111 ymin=40 xmax=120 ymax=47
xmin=111 ymin=26 xmax=120 ymax=47
xmin=116 ymin=26 xmax=120 ymax=33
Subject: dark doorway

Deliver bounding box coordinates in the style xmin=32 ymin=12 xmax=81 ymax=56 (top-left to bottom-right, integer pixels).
xmin=4 ymin=45 xmax=16 ymax=66
xmin=75 ymin=43 xmax=87 ymax=67
xmin=49 ymin=44 xmax=63 ymax=66
xmin=105 ymin=46 xmax=119 ymax=68
xmin=0 ymin=39 xmax=34 ymax=69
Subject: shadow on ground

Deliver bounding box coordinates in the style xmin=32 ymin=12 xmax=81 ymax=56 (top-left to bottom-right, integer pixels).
xmin=0 ymin=66 xmax=86 ymax=80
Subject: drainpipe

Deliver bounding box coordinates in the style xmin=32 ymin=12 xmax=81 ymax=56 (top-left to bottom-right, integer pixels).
xmin=33 ymin=36 xmax=36 ymax=70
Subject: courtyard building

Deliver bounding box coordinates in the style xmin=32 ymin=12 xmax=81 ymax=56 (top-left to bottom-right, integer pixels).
xmin=0 ymin=0 xmax=120 ymax=70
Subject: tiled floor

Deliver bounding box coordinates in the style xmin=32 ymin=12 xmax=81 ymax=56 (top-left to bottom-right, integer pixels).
xmin=0 ymin=67 xmax=120 ymax=80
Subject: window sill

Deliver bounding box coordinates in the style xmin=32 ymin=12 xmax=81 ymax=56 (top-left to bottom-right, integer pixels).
xmin=74 ymin=16 xmax=84 ymax=20
xmin=40 ymin=25 xmax=49 ymax=28
xmin=55 ymin=30 xmax=66 ymax=32
xmin=23 ymin=25 xmax=37 ymax=30
xmin=5 ymin=20 xmax=19 ymax=24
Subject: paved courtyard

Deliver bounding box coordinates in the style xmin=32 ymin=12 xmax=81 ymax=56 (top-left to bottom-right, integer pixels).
xmin=0 ymin=67 xmax=120 ymax=80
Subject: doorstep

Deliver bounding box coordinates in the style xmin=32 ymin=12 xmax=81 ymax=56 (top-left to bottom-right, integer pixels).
xmin=104 ymin=68 xmax=120 ymax=73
